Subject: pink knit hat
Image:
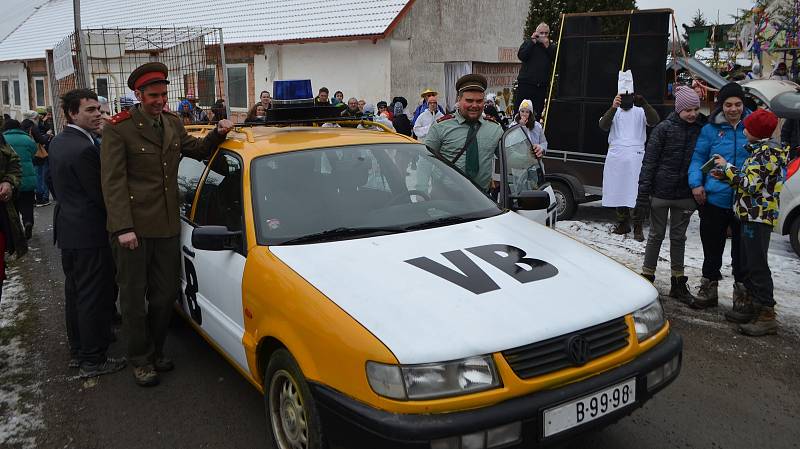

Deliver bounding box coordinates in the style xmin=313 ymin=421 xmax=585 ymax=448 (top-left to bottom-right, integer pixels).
xmin=674 ymin=86 xmax=700 ymax=112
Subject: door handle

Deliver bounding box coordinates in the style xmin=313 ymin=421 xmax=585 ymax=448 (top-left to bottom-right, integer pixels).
xmin=182 ymin=245 xmax=196 ymax=258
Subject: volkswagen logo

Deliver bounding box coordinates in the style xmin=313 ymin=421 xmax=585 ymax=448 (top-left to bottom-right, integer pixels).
xmin=566 ymin=335 xmax=590 ymax=366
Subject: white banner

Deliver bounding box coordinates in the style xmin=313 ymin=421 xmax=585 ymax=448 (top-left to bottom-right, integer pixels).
xmin=53 ymin=37 xmax=75 ymax=80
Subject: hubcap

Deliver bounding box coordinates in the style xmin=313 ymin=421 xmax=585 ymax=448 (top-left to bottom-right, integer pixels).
xmin=270 ymin=370 xmax=309 ymax=449
xmin=553 ymin=189 xmax=567 ymax=216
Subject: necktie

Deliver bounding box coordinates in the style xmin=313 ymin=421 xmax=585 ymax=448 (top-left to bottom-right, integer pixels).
xmin=465 ymin=121 xmax=480 ymax=180
xmin=153 ymin=118 xmax=163 ymax=139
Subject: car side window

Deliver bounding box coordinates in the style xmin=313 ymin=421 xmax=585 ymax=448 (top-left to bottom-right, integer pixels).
xmin=177 ymin=157 xmax=209 ymax=217
xmin=194 ymin=152 xmax=244 ymax=234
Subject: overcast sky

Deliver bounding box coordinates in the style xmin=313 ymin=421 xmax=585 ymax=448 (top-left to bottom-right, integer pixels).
xmin=637 ymin=0 xmax=755 ymax=31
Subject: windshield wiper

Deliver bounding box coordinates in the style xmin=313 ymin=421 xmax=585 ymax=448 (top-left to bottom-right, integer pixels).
xmin=279 ymin=226 xmax=406 ymax=245
xmin=402 ymin=215 xmax=482 ymax=231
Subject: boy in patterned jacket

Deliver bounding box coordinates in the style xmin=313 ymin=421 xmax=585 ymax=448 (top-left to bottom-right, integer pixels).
xmin=712 ymin=109 xmax=788 ymax=336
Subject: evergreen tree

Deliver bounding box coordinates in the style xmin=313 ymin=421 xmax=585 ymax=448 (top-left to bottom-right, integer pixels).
xmin=681 ymin=9 xmax=707 ymax=52
xmin=524 ymin=0 xmax=636 ymax=40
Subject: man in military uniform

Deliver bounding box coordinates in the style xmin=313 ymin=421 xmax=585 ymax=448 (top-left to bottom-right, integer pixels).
xmin=100 ymin=62 xmax=233 ymax=387
xmin=425 ymin=74 xmax=504 ymax=192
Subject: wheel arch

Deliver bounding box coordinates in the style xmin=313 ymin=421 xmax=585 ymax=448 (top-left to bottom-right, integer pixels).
xmin=545 ymin=173 xmax=585 ymax=201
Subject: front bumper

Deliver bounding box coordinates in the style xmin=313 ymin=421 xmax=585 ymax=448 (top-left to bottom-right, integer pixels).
xmin=312 ymin=331 xmax=682 ymax=449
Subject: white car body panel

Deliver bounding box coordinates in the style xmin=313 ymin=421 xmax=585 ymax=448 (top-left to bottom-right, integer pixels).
xmin=270 ymin=211 xmax=655 ymax=365
xmin=180 ymin=220 xmax=249 ymax=371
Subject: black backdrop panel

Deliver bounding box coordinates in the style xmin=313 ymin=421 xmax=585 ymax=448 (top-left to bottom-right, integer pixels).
xmin=582 ymin=41 xmax=625 ymax=99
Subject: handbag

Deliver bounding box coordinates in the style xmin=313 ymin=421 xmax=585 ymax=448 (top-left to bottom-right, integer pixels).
xmin=34 ymin=143 xmax=48 ymax=160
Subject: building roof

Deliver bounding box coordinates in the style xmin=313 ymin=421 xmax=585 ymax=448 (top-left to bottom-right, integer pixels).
xmin=0 ymin=0 xmax=413 ymax=62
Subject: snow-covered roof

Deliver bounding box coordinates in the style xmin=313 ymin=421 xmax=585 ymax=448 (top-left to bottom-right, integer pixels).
xmin=0 ymin=0 xmax=413 ymax=62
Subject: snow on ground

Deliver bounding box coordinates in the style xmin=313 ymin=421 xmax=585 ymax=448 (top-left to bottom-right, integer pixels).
xmin=0 ymin=268 xmax=43 ymax=449
xmin=557 ymin=204 xmax=800 ymax=334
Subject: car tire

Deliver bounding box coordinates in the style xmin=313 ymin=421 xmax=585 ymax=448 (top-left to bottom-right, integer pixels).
xmin=550 ymin=180 xmax=577 ymax=220
xmin=265 ymin=349 xmax=325 ymax=449
xmin=791 ymin=217 xmax=800 ymax=258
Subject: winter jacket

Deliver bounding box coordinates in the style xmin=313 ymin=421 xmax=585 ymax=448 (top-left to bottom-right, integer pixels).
xmin=411 ymin=101 xmax=445 ymax=127
xmin=0 ymin=142 xmax=27 ymax=259
xmin=722 ymin=139 xmax=789 ymax=226
xmin=392 ymin=114 xmax=412 ymax=137
xmin=781 ymin=119 xmax=800 ymax=157
xmin=638 ymin=112 xmax=703 ymax=200
xmin=516 ymin=39 xmax=556 ymax=87
xmin=688 ymin=108 xmax=751 ymax=209
xmin=2 ymin=129 xmax=37 ymax=192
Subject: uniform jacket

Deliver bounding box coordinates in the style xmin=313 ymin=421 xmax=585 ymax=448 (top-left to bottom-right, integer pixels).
xmin=425 ymin=110 xmax=503 ymax=190
xmin=0 ymin=143 xmax=26 ymax=258
xmin=100 ymin=105 xmax=225 ymax=238
xmin=2 ymin=128 xmax=37 ymax=192
xmin=638 ymin=112 xmax=704 ymax=201
xmin=722 ymin=139 xmax=789 ymax=226
xmin=48 ymin=126 xmax=109 ymax=249
xmin=688 ymin=108 xmax=751 ymax=209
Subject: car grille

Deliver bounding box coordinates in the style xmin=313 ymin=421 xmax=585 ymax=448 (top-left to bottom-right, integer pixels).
xmin=501 ymin=317 xmax=630 ymax=379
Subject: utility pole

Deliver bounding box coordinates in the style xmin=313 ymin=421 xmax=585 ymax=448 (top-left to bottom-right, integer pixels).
xmin=73 ymin=0 xmax=91 ymax=88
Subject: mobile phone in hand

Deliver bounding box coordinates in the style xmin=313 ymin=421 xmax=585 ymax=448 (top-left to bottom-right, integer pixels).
xmin=701 ymin=154 xmax=720 ymax=174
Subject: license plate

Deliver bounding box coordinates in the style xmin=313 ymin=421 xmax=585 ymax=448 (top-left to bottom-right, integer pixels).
xmin=542 ymin=378 xmax=636 ymax=437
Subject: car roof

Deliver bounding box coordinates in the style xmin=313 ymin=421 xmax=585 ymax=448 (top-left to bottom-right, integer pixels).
xmin=196 ymin=125 xmax=420 ymax=157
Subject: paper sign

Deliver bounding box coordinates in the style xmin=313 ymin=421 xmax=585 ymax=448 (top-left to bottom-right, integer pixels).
xmin=618 ymin=70 xmax=634 ymax=95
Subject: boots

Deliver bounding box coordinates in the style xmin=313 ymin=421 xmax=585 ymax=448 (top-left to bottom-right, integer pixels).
xmin=669 ymin=276 xmax=695 ymax=305
xmin=633 ymin=222 xmax=644 ymax=241
xmin=612 ymin=221 xmax=631 ymax=235
xmin=725 ymin=282 xmax=756 ymax=324
xmin=739 ymin=306 xmax=778 ymax=336
xmin=640 ymin=273 xmax=655 ymax=283
xmin=689 ymin=277 xmax=718 ymax=309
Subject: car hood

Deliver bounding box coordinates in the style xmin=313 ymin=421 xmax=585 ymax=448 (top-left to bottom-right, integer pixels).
xmin=269 ymin=212 xmax=656 ymax=364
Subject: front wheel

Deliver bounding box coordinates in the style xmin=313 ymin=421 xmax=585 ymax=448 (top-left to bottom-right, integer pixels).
xmin=265 ymin=349 xmax=325 ymax=449
xmin=790 ymin=216 xmax=800 ymax=258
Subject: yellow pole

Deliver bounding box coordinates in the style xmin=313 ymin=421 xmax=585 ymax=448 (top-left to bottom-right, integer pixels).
xmin=543 ymin=13 xmax=566 ymax=133
xmin=621 ymin=10 xmax=635 ymax=72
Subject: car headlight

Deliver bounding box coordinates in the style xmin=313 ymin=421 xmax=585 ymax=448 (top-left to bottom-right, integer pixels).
xmin=633 ymin=300 xmax=666 ymax=342
xmin=366 ymin=356 xmax=500 ymax=400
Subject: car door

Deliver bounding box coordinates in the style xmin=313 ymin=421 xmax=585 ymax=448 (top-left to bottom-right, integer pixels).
xmin=497 ymin=125 xmax=558 ymax=227
xmin=178 ymin=151 xmax=249 ymax=372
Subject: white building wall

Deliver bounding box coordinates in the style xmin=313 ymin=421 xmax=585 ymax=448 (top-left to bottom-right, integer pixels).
xmin=261 ymin=39 xmax=392 ymax=106
xmin=0 ymin=61 xmax=29 ymax=120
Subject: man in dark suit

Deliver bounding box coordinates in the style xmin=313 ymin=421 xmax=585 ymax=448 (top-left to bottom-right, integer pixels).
xmin=49 ymin=88 xmax=126 ymax=378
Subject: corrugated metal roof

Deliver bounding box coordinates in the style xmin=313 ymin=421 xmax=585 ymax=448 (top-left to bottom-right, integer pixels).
xmin=0 ymin=0 xmax=412 ymax=62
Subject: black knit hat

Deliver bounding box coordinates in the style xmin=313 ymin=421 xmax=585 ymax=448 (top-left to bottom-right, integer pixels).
xmin=717 ymin=82 xmax=745 ymax=106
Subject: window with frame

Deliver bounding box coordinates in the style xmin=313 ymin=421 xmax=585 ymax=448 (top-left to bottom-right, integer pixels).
xmin=178 ymin=157 xmax=210 ymax=218
xmin=1 ymin=81 xmax=9 ymax=105
xmin=12 ymin=80 xmax=21 ymax=106
xmin=197 ymin=67 xmax=216 ymax=106
xmin=95 ymin=77 xmax=109 ymax=99
xmin=227 ymin=65 xmax=248 ymax=109
xmin=194 ymin=152 xmax=244 ymax=236
xmin=33 ymin=77 xmax=46 ymax=108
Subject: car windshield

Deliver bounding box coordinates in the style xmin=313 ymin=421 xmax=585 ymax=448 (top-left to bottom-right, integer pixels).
xmin=251 ymin=143 xmax=502 ymax=245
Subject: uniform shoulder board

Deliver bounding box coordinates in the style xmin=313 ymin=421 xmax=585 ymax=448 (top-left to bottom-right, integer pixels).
xmin=109 ymin=110 xmax=131 ymax=125
xmin=162 ymin=110 xmax=179 ymax=118
xmin=484 ymin=115 xmax=498 ymax=124
xmin=436 ymin=114 xmax=454 ymax=123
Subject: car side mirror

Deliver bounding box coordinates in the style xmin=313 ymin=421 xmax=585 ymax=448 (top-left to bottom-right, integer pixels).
xmin=511 ymin=190 xmax=550 ymax=211
xmin=192 ymin=225 xmax=241 ymax=251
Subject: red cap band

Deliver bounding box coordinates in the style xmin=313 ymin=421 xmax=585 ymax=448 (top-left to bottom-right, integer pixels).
xmin=134 ymin=71 xmax=167 ymax=90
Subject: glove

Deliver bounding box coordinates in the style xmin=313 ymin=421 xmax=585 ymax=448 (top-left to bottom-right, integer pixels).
xmin=635 ymin=192 xmax=650 ymax=210
xmin=633 ymin=94 xmax=646 ymax=107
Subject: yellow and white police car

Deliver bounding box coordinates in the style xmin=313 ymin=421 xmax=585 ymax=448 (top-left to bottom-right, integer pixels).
xmin=177 ymin=112 xmax=681 ymax=449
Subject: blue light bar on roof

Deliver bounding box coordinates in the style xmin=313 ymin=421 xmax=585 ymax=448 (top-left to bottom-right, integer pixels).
xmin=273 ymin=79 xmax=313 ymax=105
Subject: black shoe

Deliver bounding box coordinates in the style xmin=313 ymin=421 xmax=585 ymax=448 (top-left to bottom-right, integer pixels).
xmin=24 ymin=223 xmax=32 ymax=240
xmin=154 ymin=357 xmax=174 ymax=372
xmin=134 ymin=365 xmax=160 ymax=387
xmin=669 ymin=276 xmax=695 ymax=305
xmin=35 ymin=200 xmax=51 ymax=207
xmin=79 ymin=357 xmax=127 ymax=378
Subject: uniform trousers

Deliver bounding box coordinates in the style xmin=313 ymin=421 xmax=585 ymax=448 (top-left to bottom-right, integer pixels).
xmin=62 ymin=246 xmax=115 ymax=364
xmin=112 ymin=235 xmax=180 ymax=367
